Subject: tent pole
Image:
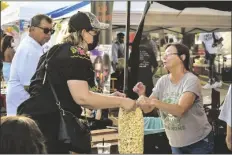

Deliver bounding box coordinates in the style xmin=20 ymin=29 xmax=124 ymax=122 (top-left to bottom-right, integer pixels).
xmin=123 ymin=1 xmax=131 ymax=94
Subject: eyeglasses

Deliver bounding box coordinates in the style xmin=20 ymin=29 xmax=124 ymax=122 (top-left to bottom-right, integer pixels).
xmin=163 ymin=53 xmax=178 ymax=57
xmin=36 ymin=26 xmax=55 ymax=35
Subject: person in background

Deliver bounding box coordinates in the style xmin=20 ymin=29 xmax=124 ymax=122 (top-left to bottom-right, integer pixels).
xmin=0 ymin=29 xmax=5 ymax=113
xmin=138 ymin=34 xmax=158 ymax=117
xmin=148 ymin=34 xmax=159 ymax=58
xmin=111 ymin=32 xmax=125 ymax=71
xmin=18 ymin=11 xmax=136 ymax=153
xmin=0 ymin=28 xmax=6 ymax=75
xmin=219 ymin=85 xmax=231 ymax=151
xmin=0 ymin=115 xmax=47 ymax=154
xmin=1 ymin=35 xmax=15 ymax=82
xmin=138 ymin=34 xmax=158 ymax=96
xmin=6 ymin=14 xmax=54 ymax=115
xmin=111 ymin=32 xmax=125 ymax=92
xmin=134 ymin=43 xmax=214 ymax=154
xmin=199 ymin=32 xmax=223 ymax=89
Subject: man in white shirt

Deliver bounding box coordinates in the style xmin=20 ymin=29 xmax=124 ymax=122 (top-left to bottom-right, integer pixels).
xmin=199 ymin=32 xmax=223 ymax=89
xmin=6 ymin=14 xmax=54 ymax=115
xmin=219 ymin=85 xmax=231 ymax=151
xmin=111 ymin=32 xmax=125 ymax=72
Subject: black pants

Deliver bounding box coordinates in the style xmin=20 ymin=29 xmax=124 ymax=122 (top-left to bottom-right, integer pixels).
xmin=144 ymin=132 xmax=171 ymax=154
xmin=208 ymin=54 xmax=219 ymax=84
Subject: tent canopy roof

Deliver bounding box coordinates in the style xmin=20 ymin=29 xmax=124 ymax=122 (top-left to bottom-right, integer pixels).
xmin=113 ymin=2 xmax=231 ymax=34
xmin=1 ymin=1 xmax=79 ymax=26
xmin=2 ymin=1 xmax=231 ymax=34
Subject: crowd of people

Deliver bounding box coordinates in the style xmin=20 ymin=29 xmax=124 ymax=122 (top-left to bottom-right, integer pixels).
xmin=0 ymin=10 xmax=231 ymax=154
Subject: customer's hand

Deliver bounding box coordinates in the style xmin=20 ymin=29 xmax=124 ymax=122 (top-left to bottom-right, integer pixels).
xmin=136 ymin=95 xmax=154 ymax=113
xmin=137 ymin=95 xmax=150 ymax=107
xmin=133 ymin=82 xmax=146 ymax=96
xmin=111 ymin=91 xmax=126 ymax=98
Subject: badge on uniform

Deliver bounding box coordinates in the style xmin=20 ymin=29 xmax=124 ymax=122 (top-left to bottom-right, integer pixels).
xmin=70 ymin=46 xmax=86 ymax=56
xmin=70 ymin=46 xmax=77 ymax=55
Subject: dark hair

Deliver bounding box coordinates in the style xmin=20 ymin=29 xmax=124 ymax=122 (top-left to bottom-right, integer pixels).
xmin=0 ymin=29 xmax=5 ymax=38
xmin=169 ymin=38 xmax=174 ymax=43
xmin=117 ymin=32 xmax=125 ymax=38
xmin=1 ymin=35 xmax=13 ymax=61
xmin=165 ymin=43 xmax=190 ymax=71
xmin=0 ymin=116 xmax=47 ymax=154
xmin=30 ymin=14 xmax=52 ymax=27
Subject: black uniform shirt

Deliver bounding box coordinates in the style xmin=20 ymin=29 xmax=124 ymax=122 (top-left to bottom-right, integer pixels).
xmin=28 ymin=43 xmax=96 ymax=117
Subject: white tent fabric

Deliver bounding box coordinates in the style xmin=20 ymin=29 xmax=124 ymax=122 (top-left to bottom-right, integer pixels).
xmin=142 ymin=4 xmax=231 ymax=33
xmin=3 ymin=1 xmax=230 ymax=33
xmin=1 ymin=1 xmax=80 ymax=26
xmin=53 ymin=1 xmax=147 ymax=26
xmin=111 ymin=2 xmax=231 ymax=33
xmin=51 ymin=1 xmax=231 ymax=33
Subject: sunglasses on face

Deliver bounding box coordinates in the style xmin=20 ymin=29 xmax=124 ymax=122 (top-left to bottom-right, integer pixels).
xmin=36 ymin=26 xmax=55 ymax=35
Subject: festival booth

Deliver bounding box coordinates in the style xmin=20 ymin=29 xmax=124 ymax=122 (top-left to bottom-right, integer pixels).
xmin=126 ymin=2 xmax=231 ymax=97
xmin=126 ymin=2 xmax=231 ymax=153
xmin=120 ymin=2 xmax=231 ymax=79
xmin=45 ymin=2 xmax=231 ymax=153
xmin=48 ymin=1 xmax=231 ymax=75
xmin=46 ymin=1 xmax=147 ymax=95
xmin=46 ymin=1 xmax=146 ymax=45
xmin=0 ymin=2 xmax=84 ymax=115
xmin=144 ymin=3 xmax=231 ymax=77
xmin=1 ymin=1 xmax=79 ymax=48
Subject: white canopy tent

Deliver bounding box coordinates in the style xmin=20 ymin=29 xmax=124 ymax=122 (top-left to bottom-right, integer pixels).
xmin=52 ymin=1 xmax=146 ymax=25
xmin=112 ymin=2 xmax=231 ymax=34
xmin=1 ymin=1 xmax=85 ymax=48
xmin=143 ymin=4 xmax=231 ymax=33
xmin=1 ymin=1 xmax=80 ymax=26
xmin=50 ymin=2 xmax=146 ymax=44
xmin=50 ymin=1 xmax=231 ymax=34
xmin=2 ymin=1 xmax=230 ymax=32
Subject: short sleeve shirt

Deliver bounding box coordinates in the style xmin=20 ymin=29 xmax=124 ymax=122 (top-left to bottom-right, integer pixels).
xmin=152 ymin=72 xmax=212 ymax=147
xmin=199 ymin=32 xmax=221 ymax=54
xmin=29 ymin=43 xmax=97 ymax=117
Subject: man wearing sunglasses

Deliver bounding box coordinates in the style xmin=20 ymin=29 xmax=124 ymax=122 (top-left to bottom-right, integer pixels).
xmin=6 ymin=14 xmax=53 ymax=116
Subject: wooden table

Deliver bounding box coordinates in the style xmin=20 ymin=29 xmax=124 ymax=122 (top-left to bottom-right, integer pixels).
xmin=91 ymin=129 xmax=118 ymax=147
xmin=91 ymin=129 xmax=119 ymax=154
